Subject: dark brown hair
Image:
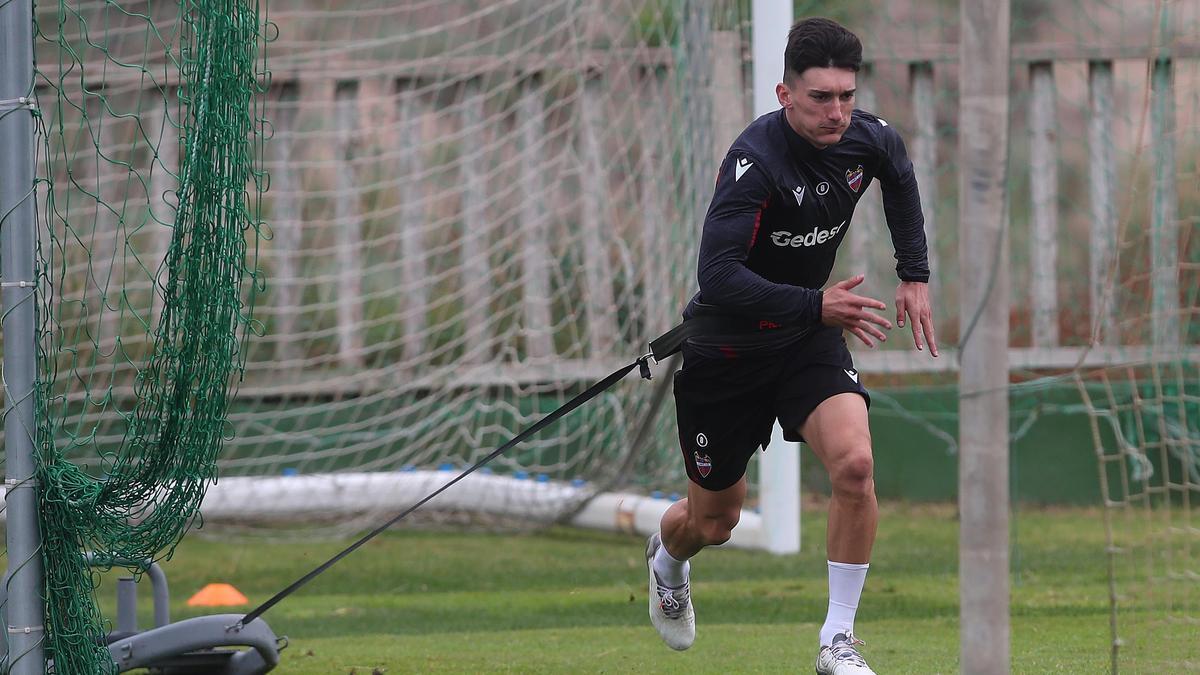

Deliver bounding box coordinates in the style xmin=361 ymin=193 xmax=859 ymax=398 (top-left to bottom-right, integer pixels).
xmin=784 ymin=17 xmax=863 ymax=81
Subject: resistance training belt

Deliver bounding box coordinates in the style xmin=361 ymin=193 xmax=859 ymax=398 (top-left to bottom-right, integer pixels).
xmin=236 ymin=319 xmax=714 ymax=627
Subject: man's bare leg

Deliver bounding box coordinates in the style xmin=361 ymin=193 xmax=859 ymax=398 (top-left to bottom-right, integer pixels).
xmin=801 ymin=392 xmax=877 ymax=562
xmin=659 ymin=476 xmax=747 ymax=560
xmin=647 ymin=476 xmax=747 ymax=650
xmin=801 ymin=392 xmax=877 ymax=655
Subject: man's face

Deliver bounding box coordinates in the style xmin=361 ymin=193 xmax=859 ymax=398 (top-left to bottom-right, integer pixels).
xmin=776 ymin=67 xmax=857 ymax=148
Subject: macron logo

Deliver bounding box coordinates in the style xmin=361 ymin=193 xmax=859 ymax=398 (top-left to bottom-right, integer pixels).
xmin=768 ymin=221 xmax=847 ymax=248
xmin=844 ymin=368 xmax=859 ymax=383
xmin=735 ymin=157 xmax=752 ymax=181
xmin=793 ymin=185 xmax=805 ymax=206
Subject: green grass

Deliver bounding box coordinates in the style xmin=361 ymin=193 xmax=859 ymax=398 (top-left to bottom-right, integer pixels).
xmin=97 ymin=502 xmax=1197 ymax=673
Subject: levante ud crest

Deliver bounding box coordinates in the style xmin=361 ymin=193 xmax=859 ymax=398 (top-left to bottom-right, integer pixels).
xmin=694 ymin=451 xmax=713 ymax=478
xmin=846 ymin=165 xmax=864 ymax=193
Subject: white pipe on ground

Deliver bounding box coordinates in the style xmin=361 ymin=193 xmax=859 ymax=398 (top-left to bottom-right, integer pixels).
xmin=0 ymin=472 xmax=769 ymax=550
xmin=197 ymin=472 xmax=767 ymax=550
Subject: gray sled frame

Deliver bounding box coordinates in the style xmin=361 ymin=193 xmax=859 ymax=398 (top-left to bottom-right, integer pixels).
xmin=107 ymin=614 xmax=282 ymax=674
xmin=93 ymin=554 xmax=285 ymax=674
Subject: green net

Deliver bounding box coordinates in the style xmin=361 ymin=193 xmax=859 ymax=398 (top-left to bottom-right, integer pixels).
xmin=30 ymin=1 xmax=269 ymax=670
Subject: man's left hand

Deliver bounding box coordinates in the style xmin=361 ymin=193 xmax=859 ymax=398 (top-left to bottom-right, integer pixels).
xmin=895 ymin=281 xmax=938 ymax=357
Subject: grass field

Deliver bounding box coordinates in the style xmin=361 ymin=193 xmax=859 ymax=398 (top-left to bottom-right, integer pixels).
xmin=99 ymin=500 xmax=1196 ymax=674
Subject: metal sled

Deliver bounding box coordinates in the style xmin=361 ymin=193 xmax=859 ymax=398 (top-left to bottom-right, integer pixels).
xmin=95 ymin=555 xmax=286 ymax=675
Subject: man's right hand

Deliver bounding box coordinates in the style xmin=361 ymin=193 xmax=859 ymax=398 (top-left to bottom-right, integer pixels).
xmin=821 ymin=274 xmax=893 ymax=348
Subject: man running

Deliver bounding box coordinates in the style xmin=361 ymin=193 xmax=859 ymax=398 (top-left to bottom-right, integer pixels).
xmin=645 ymin=17 xmax=938 ymax=675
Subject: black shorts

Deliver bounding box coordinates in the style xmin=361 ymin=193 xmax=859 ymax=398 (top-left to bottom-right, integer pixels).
xmin=671 ymin=325 xmax=870 ymax=491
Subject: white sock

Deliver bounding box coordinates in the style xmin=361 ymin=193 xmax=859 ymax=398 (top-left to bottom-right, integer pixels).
xmin=819 ymin=560 xmax=869 ymax=647
xmin=652 ymin=537 xmax=690 ymax=587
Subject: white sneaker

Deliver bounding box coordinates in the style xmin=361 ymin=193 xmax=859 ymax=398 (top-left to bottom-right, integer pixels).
xmin=645 ymin=533 xmax=695 ymax=651
xmin=815 ymin=632 xmax=876 ymax=675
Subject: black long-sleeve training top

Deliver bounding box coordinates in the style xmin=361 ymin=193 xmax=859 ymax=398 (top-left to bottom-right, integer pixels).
xmin=682 ymin=107 xmax=929 ymax=330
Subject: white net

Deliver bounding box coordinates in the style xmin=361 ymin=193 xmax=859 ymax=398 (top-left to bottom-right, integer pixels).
xmin=193 ymin=0 xmax=756 ymax=531
xmin=826 ymin=0 xmax=1200 ymax=667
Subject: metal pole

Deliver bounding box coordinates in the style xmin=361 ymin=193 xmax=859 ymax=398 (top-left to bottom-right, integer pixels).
xmin=958 ymin=0 xmax=1010 ymax=672
xmin=0 ymin=0 xmax=48 ymax=673
xmin=116 ymin=579 xmax=138 ymax=635
xmin=753 ymin=0 xmax=800 ymax=555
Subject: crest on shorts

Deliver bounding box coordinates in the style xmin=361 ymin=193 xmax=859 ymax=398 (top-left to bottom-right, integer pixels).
xmin=694 ymin=451 xmax=713 ymax=478
xmin=846 ymin=165 xmax=864 ymax=193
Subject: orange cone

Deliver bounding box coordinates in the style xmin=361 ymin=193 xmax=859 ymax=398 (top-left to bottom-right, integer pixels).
xmin=187 ymin=583 xmax=249 ymax=607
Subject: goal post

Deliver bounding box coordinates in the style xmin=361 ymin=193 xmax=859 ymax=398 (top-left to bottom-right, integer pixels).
xmin=23 ymin=1 xmax=773 ymax=546
xmin=753 ymin=0 xmax=803 ymax=556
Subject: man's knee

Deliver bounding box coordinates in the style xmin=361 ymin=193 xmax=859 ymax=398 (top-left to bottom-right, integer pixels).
xmin=829 ymin=444 xmax=875 ymax=498
xmin=690 ymin=509 xmax=741 ymax=547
